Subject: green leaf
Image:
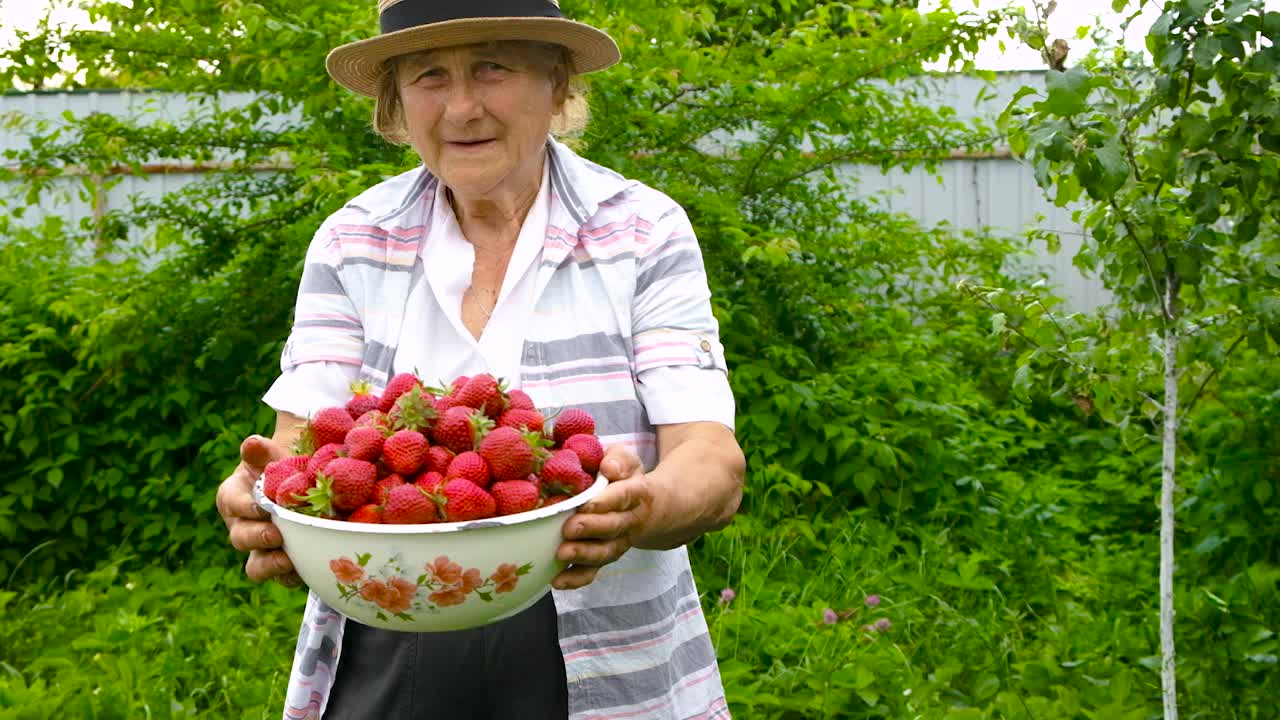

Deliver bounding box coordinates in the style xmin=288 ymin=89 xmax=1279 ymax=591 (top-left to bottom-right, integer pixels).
xmin=854 ymin=469 xmax=880 ymax=495
xmin=1012 ymin=364 xmax=1033 ymax=399
xmin=1042 ymin=66 xmax=1090 ymax=117
xmin=974 ymin=673 xmax=1001 ymax=701
xmin=1254 ymin=481 xmax=1273 ymax=505
xmin=854 ymin=663 xmax=875 ymax=689
xmin=1093 ymin=143 xmax=1130 ymax=194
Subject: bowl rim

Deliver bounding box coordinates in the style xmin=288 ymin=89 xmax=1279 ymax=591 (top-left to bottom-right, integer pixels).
xmin=254 ymin=473 xmax=608 ymax=534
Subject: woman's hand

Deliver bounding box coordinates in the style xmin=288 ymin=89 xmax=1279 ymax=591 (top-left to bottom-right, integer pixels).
xmin=551 ymin=422 xmax=745 ymax=591
xmin=216 ymin=435 xmax=303 ymax=587
xmin=552 ymin=446 xmax=652 ymax=591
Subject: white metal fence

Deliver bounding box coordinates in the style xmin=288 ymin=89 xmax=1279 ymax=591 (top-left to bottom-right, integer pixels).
xmin=0 ymin=71 xmax=1106 ymax=309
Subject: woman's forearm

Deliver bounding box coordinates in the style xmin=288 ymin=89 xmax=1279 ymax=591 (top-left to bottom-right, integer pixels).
xmin=633 ymin=423 xmax=746 ymax=551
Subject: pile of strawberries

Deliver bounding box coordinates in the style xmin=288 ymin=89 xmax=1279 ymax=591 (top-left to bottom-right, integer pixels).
xmin=259 ymin=372 xmax=603 ymax=525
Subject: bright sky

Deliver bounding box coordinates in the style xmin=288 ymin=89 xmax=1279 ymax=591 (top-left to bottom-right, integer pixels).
xmin=1 ymin=0 xmax=1277 ymax=72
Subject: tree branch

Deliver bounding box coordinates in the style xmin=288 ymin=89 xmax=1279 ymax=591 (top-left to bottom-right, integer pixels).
xmin=738 ymin=41 xmax=951 ymax=197
xmin=1108 ymin=196 xmax=1171 ymax=324
xmin=1177 ymin=333 xmax=1247 ymax=424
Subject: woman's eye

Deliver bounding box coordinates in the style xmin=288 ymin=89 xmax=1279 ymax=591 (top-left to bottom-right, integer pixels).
xmin=416 ymin=68 xmax=443 ymax=81
xmin=479 ymin=62 xmax=507 ymax=73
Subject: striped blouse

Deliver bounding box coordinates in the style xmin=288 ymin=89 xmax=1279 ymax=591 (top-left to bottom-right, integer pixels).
xmin=276 ymin=139 xmax=734 ymax=719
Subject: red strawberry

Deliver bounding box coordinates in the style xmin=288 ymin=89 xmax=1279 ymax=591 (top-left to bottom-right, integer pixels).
xmin=543 ymin=494 xmax=571 ymax=506
xmin=347 ymin=504 xmax=383 ymax=524
xmin=499 ymin=408 xmax=545 ymax=433
xmin=373 ymin=474 xmax=405 ymax=504
xmin=380 ymin=372 xmax=421 ymax=413
xmin=541 ymin=449 xmax=593 ymax=496
xmin=355 ymin=409 xmax=391 ymax=431
xmin=345 ymin=426 xmax=385 ymax=461
xmin=449 ymin=375 xmax=471 ymax=397
xmin=491 ymin=480 xmax=540 ymax=516
xmin=435 ymin=479 xmax=496 ymax=522
xmin=275 ymin=472 xmax=317 ymax=509
xmin=562 ymin=434 xmax=604 ymax=475
xmin=263 ymin=456 xmax=310 ymax=502
xmin=432 ymin=395 xmax=456 ymax=417
xmin=507 ymin=389 xmax=536 ymax=412
xmin=382 ymin=430 xmax=429 ymax=475
xmin=345 ymin=381 xmax=380 ymax=420
xmin=432 ymin=406 xmax=491 ymax=454
xmin=319 ymin=457 xmax=379 ymax=513
xmin=454 ymin=373 xmax=504 ymax=416
xmin=414 ymin=470 xmax=445 ymax=493
xmin=384 ymin=484 xmax=437 ymax=524
xmin=309 ymin=407 xmax=354 ymax=449
xmin=307 ymin=443 xmax=345 ymax=474
xmin=551 ymin=408 xmax=595 ymax=446
xmin=478 ymin=427 xmax=539 ymax=483
xmin=425 ymin=445 xmax=454 ymax=475
xmin=446 ymin=451 xmax=491 ymax=488
xmin=389 ymin=384 xmax=437 ymax=433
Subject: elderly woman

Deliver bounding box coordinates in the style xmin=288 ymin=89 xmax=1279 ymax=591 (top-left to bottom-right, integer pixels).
xmin=215 ymin=1 xmax=745 ymax=718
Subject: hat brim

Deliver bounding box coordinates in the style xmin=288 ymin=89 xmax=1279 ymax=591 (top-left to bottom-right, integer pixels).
xmin=326 ymin=17 xmax=621 ymax=97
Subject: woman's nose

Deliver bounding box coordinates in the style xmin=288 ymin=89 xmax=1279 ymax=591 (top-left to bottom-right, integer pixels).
xmin=443 ymin=80 xmax=483 ymax=123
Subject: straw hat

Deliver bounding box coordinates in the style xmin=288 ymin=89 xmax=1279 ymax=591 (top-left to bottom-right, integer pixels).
xmin=327 ymin=0 xmax=622 ymax=97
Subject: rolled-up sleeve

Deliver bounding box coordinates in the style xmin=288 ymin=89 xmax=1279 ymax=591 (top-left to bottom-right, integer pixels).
xmin=631 ymin=203 xmax=735 ymax=430
xmin=265 ymin=217 xmax=367 ymax=417
xmin=262 ymin=362 xmax=361 ymax=419
xmin=279 ymin=220 xmax=365 ymax=373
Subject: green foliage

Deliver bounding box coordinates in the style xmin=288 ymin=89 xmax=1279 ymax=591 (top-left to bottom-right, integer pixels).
xmin=993 ymin=1 xmax=1279 ymax=711
xmin=0 ymin=559 xmax=304 ymax=719
xmin=0 ymin=0 xmax=1276 ymax=718
xmin=0 ymin=0 xmax=1009 ymax=579
xmin=998 ymin=0 xmax=1280 ymax=404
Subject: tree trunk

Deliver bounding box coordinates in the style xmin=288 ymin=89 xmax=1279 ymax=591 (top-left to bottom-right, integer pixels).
xmin=1160 ymin=280 xmax=1180 ymax=720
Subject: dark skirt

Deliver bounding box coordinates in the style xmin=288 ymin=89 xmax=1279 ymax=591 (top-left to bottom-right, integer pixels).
xmin=323 ymin=593 xmax=568 ymax=720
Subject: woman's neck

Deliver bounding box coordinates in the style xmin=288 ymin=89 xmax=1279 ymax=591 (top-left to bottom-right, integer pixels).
xmin=448 ymin=157 xmax=544 ymax=253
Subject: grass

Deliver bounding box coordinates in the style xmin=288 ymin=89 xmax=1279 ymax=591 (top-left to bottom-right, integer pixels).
xmin=0 ymin=560 xmax=304 ymax=720
xmin=1 ymin=506 xmax=1275 ymax=719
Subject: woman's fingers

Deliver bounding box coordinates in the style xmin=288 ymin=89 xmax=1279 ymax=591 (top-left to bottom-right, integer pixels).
xmin=552 ymin=565 xmax=600 ymax=591
xmin=229 ymin=519 xmax=283 ymax=553
xmin=240 ymin=435 xmax=286 ymax=473
xmin=563 ymin=504 xmax=643 ymax=542
xmin=556 ymin=536 xmax=632 ymax=568
xmin=217 ymin=468 xmax=271 ymax=525
xmin=245 ymin=549 xmax=296 ymax=584
xmin=599 ymin=446 xmax=643 ymax=482
xmin=277 ymin=572 xmax=304 ymax=589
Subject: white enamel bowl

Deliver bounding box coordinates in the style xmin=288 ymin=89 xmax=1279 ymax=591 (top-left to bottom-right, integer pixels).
xmin=253 ymin=475 xmax=607 ymax=633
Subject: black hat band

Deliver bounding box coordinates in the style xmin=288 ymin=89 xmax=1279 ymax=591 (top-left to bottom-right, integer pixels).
xmin=380 ymin=0 xmax=564 ymax=34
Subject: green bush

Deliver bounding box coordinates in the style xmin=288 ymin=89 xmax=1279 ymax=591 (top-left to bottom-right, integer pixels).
xmin=0 ymin=1 xmax=1276 ymax=717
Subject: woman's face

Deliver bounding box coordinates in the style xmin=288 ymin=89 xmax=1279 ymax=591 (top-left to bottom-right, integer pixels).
xmin=396 ymin=43 xmax=565 ymax=200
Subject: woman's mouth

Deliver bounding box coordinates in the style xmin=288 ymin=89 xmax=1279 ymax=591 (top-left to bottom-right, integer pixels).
xmin=448 ymin=139 xmax=496 ymax=150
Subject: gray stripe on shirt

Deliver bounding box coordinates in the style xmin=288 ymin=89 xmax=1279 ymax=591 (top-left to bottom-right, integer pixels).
xmin=343 ymin=256 xmax=418 ymax=273
xmin=299 ymin=263 xmax=345 ymax=295
xmin=520 ymin=358 xmax=633 ymax=382
xmin=363 ymin=339 xmax=397 ymax=380
xmin=539 ymin=251 xmax=636 ymax=273
xmin=636 ymin=245 xmax=706 ymax=298
xmin=557 ymin=568 xmax=696 ymax=638
xmin=567 ymin=634 xmax=719 ymax=712
xmin=523 ymin=332 xmax=630 ymax=366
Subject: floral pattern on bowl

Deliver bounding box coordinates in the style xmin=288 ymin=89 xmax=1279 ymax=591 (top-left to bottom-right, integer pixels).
xmin=329 ymin=553 xmax=532 ymax=623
